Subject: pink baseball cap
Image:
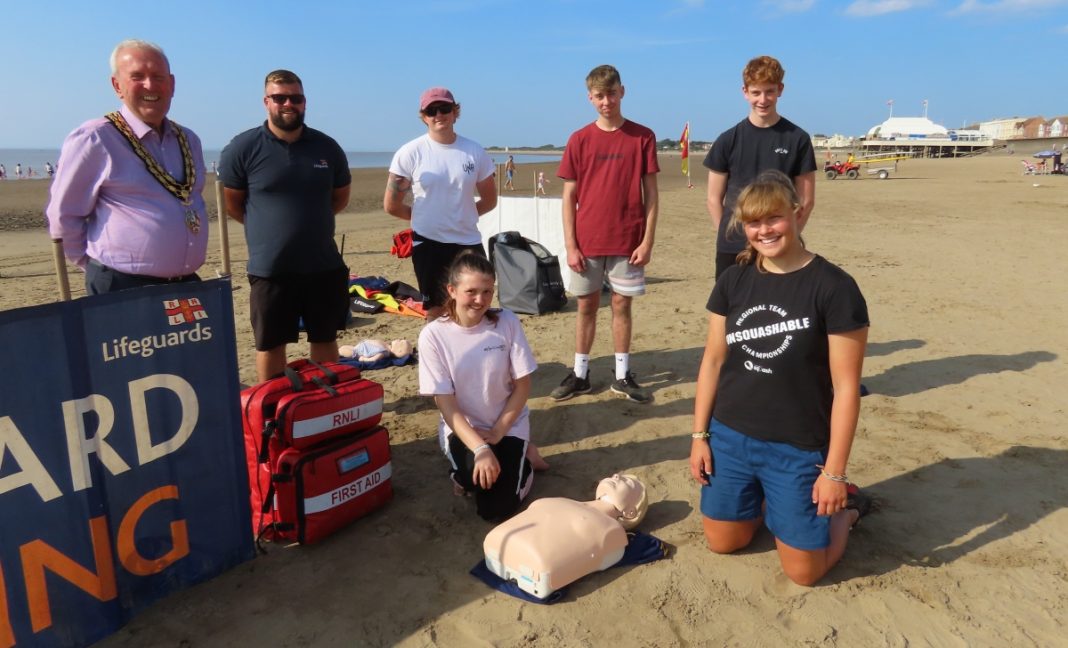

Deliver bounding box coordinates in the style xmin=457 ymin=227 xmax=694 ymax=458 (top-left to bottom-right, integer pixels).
xmin=419 ymin=87 xmax=455 ymax=111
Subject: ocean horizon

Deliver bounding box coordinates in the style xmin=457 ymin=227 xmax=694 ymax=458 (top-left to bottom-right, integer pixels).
xmin=0 ymin=149 xmax=562 ymax=174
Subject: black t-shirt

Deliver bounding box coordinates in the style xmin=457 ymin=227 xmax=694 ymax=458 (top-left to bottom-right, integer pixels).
xmin=707 ymin=256 xmax=868 ymax=449
xmin=703 ymin=117 xmax=817 ymax=254
xmin=219 ymin=124 xmax=351 ymax=277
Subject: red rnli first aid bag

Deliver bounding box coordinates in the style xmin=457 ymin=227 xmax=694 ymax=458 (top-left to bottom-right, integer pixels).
xmin=240 ymin=360 xmax=386 ymax=541
xmin=272 ymin=426 xmax=394 ymax=544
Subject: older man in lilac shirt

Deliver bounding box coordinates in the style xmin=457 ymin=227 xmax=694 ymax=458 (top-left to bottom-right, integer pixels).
xmin=46 ymin=39 xmax=208 ymax=295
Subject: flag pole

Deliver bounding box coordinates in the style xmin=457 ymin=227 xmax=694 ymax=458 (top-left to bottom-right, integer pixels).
xmin=687 ymin=121 xmax=693 ymax=188
xmin=51 ymin=239 xmax=71 ymax=301
xmin=214 ymin=180 xmax=232 ymax=277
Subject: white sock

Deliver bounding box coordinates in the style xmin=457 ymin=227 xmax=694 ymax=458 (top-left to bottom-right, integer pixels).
xmin=615 ymin=353 xmax=629 ymax=380
xmin=574 ymin=353 xmax=590 ymax=379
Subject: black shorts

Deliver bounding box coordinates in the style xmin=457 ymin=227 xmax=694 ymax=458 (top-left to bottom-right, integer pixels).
xmin=411 ymin=233 xmax=486 ymax=308
xmin=446 ymin=434 xmax=533 ymax=521
xmin=248 ymin=266 xmax=349 ymax=351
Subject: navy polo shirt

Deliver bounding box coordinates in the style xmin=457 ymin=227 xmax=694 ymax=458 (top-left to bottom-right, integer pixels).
xmin=219 ymin=123 xmax=351 ymax=277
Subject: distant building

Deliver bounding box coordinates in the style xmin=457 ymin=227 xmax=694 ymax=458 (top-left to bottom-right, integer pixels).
xmin=1016 ymin=117 xmax=1047 ymax=139
xmin=811 ymin=134 xmax=855 ymax=148
xmin=977 ymin=118 xmax=1020 ymax=140
xmin=865 ymin=117 xmax=947 ymax=140
xmin=1047 ymin=116 xmax=1068 ymax=138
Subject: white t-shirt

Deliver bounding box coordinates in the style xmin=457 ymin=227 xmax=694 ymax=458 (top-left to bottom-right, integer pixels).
xmin=418 ymin=309 xmax=537 ymax=448
xmin=388 ymin=133 xmax=495 ymax=245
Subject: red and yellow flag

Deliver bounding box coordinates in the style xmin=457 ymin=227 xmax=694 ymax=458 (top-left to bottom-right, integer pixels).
xmin=680 ymin=122 xmax=690 ymax=175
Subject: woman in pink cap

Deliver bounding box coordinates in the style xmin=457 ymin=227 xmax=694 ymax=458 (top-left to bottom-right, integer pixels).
xmin=384 ymin=87 xmax=497 ymax=320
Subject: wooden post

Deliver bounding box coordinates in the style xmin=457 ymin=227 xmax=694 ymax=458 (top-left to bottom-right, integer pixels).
xmin=51 ymin=239 xmax=71 ymax=301
xmin=214 ymin=180 xmax=231 ymax=277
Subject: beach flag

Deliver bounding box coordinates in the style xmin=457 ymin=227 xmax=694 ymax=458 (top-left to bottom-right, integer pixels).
xmin=680 ymin=122 xmax=690 ymax=176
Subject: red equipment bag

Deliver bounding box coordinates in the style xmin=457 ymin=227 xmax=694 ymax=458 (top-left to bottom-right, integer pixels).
xmin=271 ymin=426 xmax=393 ymax=544
xmin=241 ymin=360 xmax=361 ymax=448
xmin=272 ymin=372 xmax=384 ymax=450
xmin=241 ymin=360 xmax=385 ymax=540
xmin=391 ymin=228 xmax=414 ymax=258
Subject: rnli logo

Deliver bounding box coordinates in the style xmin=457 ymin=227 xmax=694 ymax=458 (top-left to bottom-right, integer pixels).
xmin=313 ymin=159 xmax=330 ymax=169
xmin=164 ymin=298 xmax=208 ymax=325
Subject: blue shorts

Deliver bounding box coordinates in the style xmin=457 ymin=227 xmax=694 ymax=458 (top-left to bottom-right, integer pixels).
xmin=699 ymin=418 xmax=830 ymax=550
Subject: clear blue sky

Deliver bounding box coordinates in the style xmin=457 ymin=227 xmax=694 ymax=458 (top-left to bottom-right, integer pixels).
xmin=2 ymin=0 xmax=1066 ymax=151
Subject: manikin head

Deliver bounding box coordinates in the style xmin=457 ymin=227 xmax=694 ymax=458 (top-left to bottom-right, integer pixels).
xmin=595 ymin=474 xmax=648 ymax=530
xmin=389 ymin=339 xmax=412 ymax=357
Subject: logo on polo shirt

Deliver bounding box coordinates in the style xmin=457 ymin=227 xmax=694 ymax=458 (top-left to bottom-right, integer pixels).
xmin=774 ymin=147 xmax=789 ymax=155
xmin=313 ymin=159 xmax=330 ymax=169
xmin=463 ymin=160 xmax=475 ymax=174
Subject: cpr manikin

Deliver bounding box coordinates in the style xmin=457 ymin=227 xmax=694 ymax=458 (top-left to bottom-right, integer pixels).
xmin=338 ymin=338 xmax=412 ymax=363
xmin=482 ymin=474 xmax=649 ymax=599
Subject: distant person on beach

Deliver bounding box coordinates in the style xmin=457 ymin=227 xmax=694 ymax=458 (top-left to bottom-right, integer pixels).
xmin=15 ymin=163 xmax=22 ymax=179
xmin=551 ymin=64 xmax=659 ymax=404
xmin=418 ymin=252 xmax=547 ymax=521
xmin=46 ymin=39 xmax=208 ymax=295
xmin=536 ymin=171 xmax=549 ymax=195
xmin=219 ymin=69 xmax=351 ymax=383
xmin=384 ymin=86 xmax=497 ymax=320
xmin=44 ymin=161 xmax=54 ymax=177
xmin=689 ymin=170 xmax=871 ymax=586
xmin=505 ymin=155 xmax=516 ymax=190
xmin=705 ymin=55 xmax=816 ymax=280
xmin=0 ymin=164 xmax=5 ymax=180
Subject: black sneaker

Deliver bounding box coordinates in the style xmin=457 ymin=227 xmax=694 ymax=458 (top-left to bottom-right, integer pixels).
xmin=550 ymin=371 xmax=592 ymax=401
xmin=846 ymin=483 xmax=873 ymax=529
xmin=610 ymin=372 xmax=651 ymax=404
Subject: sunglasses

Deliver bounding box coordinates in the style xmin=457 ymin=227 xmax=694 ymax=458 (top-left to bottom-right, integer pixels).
xmin=423 ymin=103 xmax=455 ymax=117
xmin=268 ymin=94 xmax=306 ymax=105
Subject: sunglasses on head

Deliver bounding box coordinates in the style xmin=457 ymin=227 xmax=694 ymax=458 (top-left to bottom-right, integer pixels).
xmin=423 ymin=103 xmax=455 ymax=117
xmin=268 ymin=94 xmax=306 ymax=105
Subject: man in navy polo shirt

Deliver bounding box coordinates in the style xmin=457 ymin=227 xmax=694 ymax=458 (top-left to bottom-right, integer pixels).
xmin=220 ymin=69 xmax=352 ymax=382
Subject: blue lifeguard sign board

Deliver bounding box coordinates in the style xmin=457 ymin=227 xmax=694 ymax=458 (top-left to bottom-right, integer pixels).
xmin=0 ymin=279 xmax=253 ymax=647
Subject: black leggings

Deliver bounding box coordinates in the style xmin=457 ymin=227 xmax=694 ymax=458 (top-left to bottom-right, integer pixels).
xmin=446 ymin=435 xmax=533 ymax=521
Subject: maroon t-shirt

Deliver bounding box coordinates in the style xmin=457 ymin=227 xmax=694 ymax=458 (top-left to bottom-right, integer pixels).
xmin=558 ymin=120 xmax=660 ymax=256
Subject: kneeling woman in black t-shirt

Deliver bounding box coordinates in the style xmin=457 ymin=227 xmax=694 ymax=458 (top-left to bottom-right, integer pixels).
xmin=689 ymin=170 xmax=870 ymax=586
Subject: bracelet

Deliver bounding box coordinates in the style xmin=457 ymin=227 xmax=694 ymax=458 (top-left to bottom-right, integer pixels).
xmin=472 ymin=443 xmax=491 ymax=455
xmin=691 ymin=431 xmax=710 ymax=439
xmin=816 ymin=465 xmax=848 ymax=483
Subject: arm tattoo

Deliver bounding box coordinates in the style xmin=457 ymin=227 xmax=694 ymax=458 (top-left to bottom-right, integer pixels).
xmin=387 ymin=174 xmax=411 ymax=194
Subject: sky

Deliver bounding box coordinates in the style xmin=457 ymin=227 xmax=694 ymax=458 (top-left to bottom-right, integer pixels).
xmin=2 ymin=0 xmax=1067 ymax=152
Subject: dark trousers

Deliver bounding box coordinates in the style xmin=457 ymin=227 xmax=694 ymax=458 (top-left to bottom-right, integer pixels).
xmin=85 ymin=259 xmax=199 ymax=295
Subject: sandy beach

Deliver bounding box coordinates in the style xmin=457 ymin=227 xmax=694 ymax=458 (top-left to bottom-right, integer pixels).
xmin=1 ymin=154 xmax=1065 ymax=646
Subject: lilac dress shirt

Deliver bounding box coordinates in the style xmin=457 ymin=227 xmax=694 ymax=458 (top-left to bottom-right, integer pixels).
xmin=46 ymin=105 xmax=209 ymax=277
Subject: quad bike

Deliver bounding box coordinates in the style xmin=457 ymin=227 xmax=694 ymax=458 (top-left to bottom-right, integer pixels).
xmin=824 ymin=160 xmax=860 ymax=180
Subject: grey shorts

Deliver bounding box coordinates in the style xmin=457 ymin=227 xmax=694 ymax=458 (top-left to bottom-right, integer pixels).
xmin=570 ymin=255 xmax=645 ymax=297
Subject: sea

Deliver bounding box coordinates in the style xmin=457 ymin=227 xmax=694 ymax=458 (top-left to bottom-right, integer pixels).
xmin=0 ymin=148 xmax=562 ymax=176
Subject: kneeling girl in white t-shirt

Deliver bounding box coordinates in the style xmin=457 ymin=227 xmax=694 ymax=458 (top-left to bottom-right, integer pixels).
xmin=419 ymin=252 xmax=547 ymax=520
